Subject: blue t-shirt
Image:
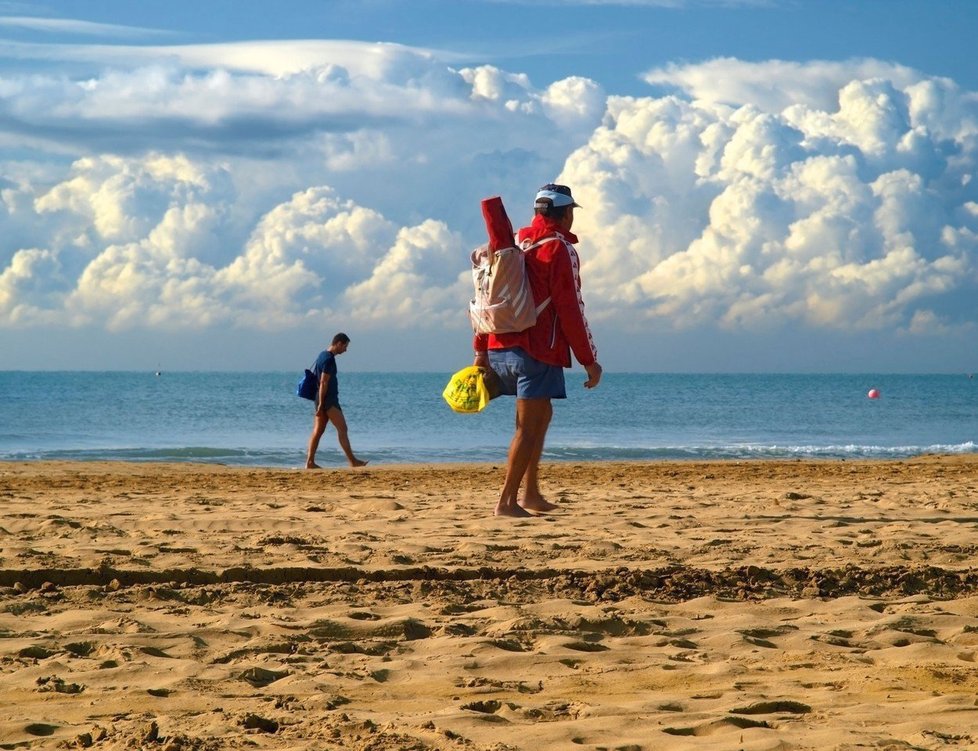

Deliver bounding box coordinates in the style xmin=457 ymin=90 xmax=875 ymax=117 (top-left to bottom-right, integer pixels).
xmin=312 ymin=350 xmax=339 ymax=406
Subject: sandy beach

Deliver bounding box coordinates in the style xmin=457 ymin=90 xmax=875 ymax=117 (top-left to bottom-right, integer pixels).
xmin=2 ymin=456 xmax=978 ymax=750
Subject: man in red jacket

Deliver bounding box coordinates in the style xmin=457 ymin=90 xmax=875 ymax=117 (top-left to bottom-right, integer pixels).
xmin=473 ymin=183 xmax=603 ymax=517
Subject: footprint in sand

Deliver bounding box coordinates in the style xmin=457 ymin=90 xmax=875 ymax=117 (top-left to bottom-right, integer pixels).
xmin=663 ymin=716 xmax=772 ymax=736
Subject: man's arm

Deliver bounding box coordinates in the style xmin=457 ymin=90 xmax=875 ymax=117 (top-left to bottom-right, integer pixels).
xmin=317 ymin=373 xmax=332 ymax=412
xmin=583 ymin=362 xmax=602 ymax=389
xmin=473 ymin=333 xmax=489 ymax=368
xmin=547 ymin=242 xmax=598 ymax=368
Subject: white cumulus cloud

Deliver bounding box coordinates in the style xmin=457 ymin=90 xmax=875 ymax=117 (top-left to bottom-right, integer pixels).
xmin=1 ymin=50 xmax=977 ymax=352
xmin=562 ymin=59 xmax=978 ymax=335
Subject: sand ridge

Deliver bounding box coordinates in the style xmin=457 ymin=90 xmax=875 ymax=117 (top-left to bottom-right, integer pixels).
xmin=2 ymin=456 xmax=978 ymax=749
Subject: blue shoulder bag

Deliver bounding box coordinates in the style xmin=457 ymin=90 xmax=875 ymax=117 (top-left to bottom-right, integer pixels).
xmin=296 ymin=369 xmax=318 ymax=400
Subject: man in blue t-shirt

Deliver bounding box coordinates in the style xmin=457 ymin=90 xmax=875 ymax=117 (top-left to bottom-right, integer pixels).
xmin=305 ymin=332 xmax=368 ymax=469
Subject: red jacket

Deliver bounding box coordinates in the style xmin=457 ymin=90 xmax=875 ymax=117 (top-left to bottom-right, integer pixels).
xmin=474 ymin=214 xmax=598 ymax=368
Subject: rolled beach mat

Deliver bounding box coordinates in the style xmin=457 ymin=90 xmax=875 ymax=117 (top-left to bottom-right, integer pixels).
xmin=481 ymin=196 xmax=515 ymax=250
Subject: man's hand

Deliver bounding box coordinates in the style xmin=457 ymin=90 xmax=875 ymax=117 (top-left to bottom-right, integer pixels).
xmin=584 ymin=361 xmax=603 ymax=389
xmin=473 ymin=351 xmax=489 ymax=369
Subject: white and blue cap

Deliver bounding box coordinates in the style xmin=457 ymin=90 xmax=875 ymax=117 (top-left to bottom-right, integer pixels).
xmin=534 ymin=183 xmax=581 ymax=210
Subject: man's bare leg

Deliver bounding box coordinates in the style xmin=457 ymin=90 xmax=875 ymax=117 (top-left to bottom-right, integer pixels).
xmin=305 ymin=411 xmax=329 ymax=469
xmin=326 ymin=406 xmax=368 ymax=467
xmin=495 ymin=398 xmax=551 ymax=517
xmin=519 ymin=402 xmax=558 ymax=512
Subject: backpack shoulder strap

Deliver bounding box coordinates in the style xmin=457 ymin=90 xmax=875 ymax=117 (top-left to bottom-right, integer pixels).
xmin=520 ymin=232 xmax=566 ymax=252
xmin=518 ymin=234 xmax=563 ymax=313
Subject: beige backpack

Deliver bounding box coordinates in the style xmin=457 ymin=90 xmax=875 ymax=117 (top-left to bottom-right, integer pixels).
xmin=468 ymin=236 xmax=555 ymax=334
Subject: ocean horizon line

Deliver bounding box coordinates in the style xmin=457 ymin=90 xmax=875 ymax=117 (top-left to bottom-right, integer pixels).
xmin=3 ymin=368 xmax=976 ymax=377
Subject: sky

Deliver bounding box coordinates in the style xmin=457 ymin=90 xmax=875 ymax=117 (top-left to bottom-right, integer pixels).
xmin=1 ymin=0 xmax=977 ymax=373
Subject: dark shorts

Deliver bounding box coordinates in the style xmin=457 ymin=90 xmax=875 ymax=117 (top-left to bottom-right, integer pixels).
xmin=488 ymin=347 xmax=566 ymax=400
xmin=314 ymin=400 xmax=341 ymax=415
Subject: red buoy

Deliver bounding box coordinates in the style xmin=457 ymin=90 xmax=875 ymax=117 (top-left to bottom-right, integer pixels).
xmin=867 ymin=388 xmax=880 ymax=399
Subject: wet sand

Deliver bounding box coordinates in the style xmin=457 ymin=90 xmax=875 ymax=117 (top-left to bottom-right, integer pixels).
xmin=2 ymin=456 xmax=978 ymax=750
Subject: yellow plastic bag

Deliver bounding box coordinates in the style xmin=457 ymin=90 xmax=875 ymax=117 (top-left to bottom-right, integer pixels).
xmin=442 ymin=366 xmax=490 ymax=413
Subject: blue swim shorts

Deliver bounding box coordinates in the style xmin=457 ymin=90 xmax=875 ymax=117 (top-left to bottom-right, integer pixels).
xmin=488 ymin=347 xmax=566 ymax=400
xmin=314 ymin=399 xmax=341 ymax=415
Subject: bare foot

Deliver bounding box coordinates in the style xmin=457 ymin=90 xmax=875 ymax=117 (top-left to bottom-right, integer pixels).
xmin=519 ymin=497 xmax=559 ymax=513
xmin=494 ymin=502 xmax=533 ymax=518
xmin=305 ymin=462 xmax=322 ymax=470
xmin=350 ymin=458 xmax=368 ymax=468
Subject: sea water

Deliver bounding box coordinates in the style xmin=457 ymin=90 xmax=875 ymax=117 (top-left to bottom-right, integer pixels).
xmin=0 ymin=371 xmax=975 ymax=467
